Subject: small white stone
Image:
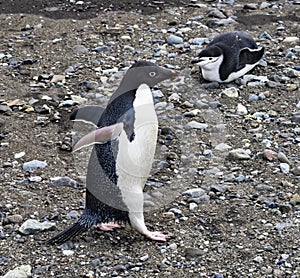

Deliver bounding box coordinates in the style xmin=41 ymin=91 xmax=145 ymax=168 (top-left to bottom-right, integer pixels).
xmin=14 ymin=151 xmax=26 ymax=159
xmin=222 ymin=87 xmax=239 ymax=98
xmin=63 ymin=250 xmax=75 ymax=256
xmin=168 ymin=93 xmax=180 ymax=101
xmin=253 ymin=255 xmax=264 ymax=263
xmin=283 ymin=36 xmax=299 ymax=43
xmin=189 ymin=203 xmax=198 ymax=211
xmin=168 ymin=243 xmax=178 ymax=250
xmin=121 ymin=35 xmax=131 ymax=40
xmin=279 ymin=163 xmax=290 ymax=174
xmin=236 ymin=103 xmax=248 ymax=115
xmin=140 ymin=254 xmax=149 ymax=261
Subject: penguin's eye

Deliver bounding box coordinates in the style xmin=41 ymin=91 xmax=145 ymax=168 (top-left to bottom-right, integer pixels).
xmin=149 ymin=72 xmax=156 ymax=77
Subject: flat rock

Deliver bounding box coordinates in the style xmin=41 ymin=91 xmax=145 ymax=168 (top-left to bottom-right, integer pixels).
xmin=185 ymin=121 xmax=208 ymax=130
xmin=22 ymin=160 xmax=47 ymax=171
xmin=19 ymin=219 xmax=56 ymax=235
xmin=227 ymin=149 xmax=251 ymax=160
xmin=182 ymin=188 xmax=206 ymax=198
xmin=2 ymin=265 xmax=32 ymax=278
xmin=167 ymin=34 xmax=183 ymax=45
xmin=50 ymin=176 xmax=79 ymax=188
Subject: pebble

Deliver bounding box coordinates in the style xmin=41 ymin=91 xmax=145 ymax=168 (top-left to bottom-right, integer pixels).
xmin=208 ymin=101 xmax=222 ymax=108
xmin=184 ymin=247 xmax=203 ymax=259
xmin=248 ymin=94 xmax=259 ymax=102
xmin=7 ymin=214 xmax=23 ymax=224
xmin=253 ymin=255 xmax=264 ymax=263
xmin=221 ymin=87 xmax=239 ymax=98
xmin=139 ymin=254 xmax=149 ymax=262
xmin=214 ymin=143 xmax=232 ymax=151
xmin=255 ymin=184 xmax=274 ymax=191
xmin=22 ymin=160 xmax=47 ymax=171
xmin=182 ymin=188 xmax=206 ymax=198
xmin=94 ymin=45 xmax=110 ymax=52
xmin=14 ymin=152 xmax=26 ymax=159
xmin=167 ymin=34 xmax=183 ymax=45
xmin=91 ymin=259 xmax=101 ymax=267
xmin=279 ymin=163 xmax=290 ymax=174
xmin=168 ymin=208 xmax=183 ymax=216
xmin=168 ymin=243 xmax=177 ymax=250
xmin=292 ymin=166 xmax=300 ymax=176
xmin=62 ymin=250 xmax=74 ymax=256
xmin=72 ymin=45 xmax=88 ymax=53
xmin=28 ymin=176 xmax=42 ymax=182
xmin=50 ymin=176 xmax=79 ymax=188
xmin=0 ymin=104 xmax=13 ymax=115
xmin=236 ymin=103 xmax=248 ymax=115
xmin=277 ymin=152 xmax=290 ymax=164
xmin=244 ymin=3 xmax=258 ymax=9
xmin=283 ymin=36 xmax=300 ymax=43
xmin=290 ymin=194 xmax=300 ymax=205
xmin=210 ymin=184 xmax=226 ymax=193
xmin=66 ymin=210 xmax=79 ymax=219
xmin=2 ymin=265 xmax=32 ymax=278
xmin=190 ymin=37 xmax=208 ymax=45
xmin=195 ymin=100 xmax=209 ymax=109
xmin=202 ymin=82 xmax=219 ymax=89
xmin=291 ymin=112 xmax=300 ymax=123
xmin=262 ymin=149 xmax=278 ymax=161
xmin=50 ymin=74 xmax=65 ymax=83
xmin=189 ymin=203 xmax=198 ymax=211
xmin=19 ymin=219 xmax=56 ymax=235
xmin=185 ymin=121 xmax=208 ymax=130
xmin=227 ymin=149 xmax=251 ymax=160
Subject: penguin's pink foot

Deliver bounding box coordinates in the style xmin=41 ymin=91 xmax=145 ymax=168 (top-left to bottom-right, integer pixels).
xmin=142 ymin=230 xmax=171 ymax=242
xmin=97 ymin=222 xmax=122 ymax=231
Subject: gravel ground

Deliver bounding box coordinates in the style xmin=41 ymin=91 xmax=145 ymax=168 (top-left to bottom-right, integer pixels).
xmin=0 ymin=0 xmax=300 ymax=277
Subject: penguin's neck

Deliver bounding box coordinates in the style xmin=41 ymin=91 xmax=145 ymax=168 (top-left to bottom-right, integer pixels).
xmin=110 ymin=77 xmax=144 ymax=104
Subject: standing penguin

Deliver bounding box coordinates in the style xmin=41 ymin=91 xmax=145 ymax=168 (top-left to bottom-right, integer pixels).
xmin=193 ymin=31 xmax=264 ymax=83
xmin=47 ymin=61 xmax=178 ymax=244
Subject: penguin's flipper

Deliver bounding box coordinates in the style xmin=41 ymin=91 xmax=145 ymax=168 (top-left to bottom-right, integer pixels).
xmin=122 ymin=108 xmax=135 ymax=142
xmin=238 ymin=47 xmax=265 ymax=69
xmin=73 ymin=122 xmax=124 ymax=152
xmin=46 ymin=220 xmax=89 ymax=245
xmin=70 ymin=105 xmax=106 ymax=127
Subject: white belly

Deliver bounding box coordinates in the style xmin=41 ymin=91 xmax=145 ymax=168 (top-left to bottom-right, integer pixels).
xmin=116 ymin=84 xmax=158 ymax=215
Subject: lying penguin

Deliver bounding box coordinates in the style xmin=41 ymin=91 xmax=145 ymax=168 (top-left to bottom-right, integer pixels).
xmin=47 ymin=61 xmax=178 ymax=244
xmin=193 ymin=31 xmax=264 ymax=83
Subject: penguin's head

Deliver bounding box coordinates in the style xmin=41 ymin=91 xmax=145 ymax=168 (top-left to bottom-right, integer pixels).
xmin=124 ymin=61 xmax=178 ymax=88
xmin=193 ymin=46 xmax=223 ymax=70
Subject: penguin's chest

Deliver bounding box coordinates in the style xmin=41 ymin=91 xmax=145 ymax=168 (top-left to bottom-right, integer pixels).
xmin=116 ymin=84 xmax=158 ymax=188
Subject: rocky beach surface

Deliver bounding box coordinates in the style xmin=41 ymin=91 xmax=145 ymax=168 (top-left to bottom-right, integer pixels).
xmin=0 ymin=0 xmax=299 ymax=277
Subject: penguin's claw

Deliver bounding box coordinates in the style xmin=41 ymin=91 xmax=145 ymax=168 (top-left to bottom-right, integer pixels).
xmin=142 ymin=231 xmax=171 ymax=242
xmin=97 ymin=222 xmax=123 ymax=231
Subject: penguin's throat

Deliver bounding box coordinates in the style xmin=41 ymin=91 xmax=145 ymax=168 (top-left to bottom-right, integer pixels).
xmin=200 ymin=55 xmax=223 ymax=82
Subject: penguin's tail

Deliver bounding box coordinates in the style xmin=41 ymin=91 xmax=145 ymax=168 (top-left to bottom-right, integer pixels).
xmin=46 ymin=217 xmax=92 ymax=245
